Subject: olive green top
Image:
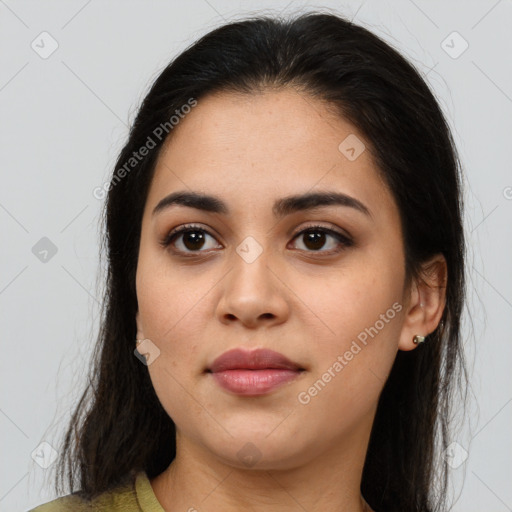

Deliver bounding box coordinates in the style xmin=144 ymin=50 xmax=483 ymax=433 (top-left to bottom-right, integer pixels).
xmin=28 ymin=471 xmax=165 ymax=511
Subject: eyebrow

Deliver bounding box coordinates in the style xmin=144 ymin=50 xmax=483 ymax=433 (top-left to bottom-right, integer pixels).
xmin=152 ymin=190 xmax=372 ymax=219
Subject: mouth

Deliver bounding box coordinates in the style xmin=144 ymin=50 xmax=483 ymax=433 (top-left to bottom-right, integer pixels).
xmin=206 ymin=348 xmax=306 ymax=396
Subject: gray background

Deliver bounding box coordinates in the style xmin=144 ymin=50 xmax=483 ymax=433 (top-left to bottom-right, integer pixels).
xmin=1 ymin=1 xmax=511 ymax=511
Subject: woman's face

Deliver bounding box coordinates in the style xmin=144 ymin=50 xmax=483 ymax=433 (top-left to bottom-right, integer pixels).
xmin=135 ymin=88 xmax=417 ymax=469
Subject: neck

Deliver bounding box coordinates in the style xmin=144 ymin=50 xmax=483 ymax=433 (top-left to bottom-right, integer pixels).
xmin=151 ymin=424 xmax=374 ymax=512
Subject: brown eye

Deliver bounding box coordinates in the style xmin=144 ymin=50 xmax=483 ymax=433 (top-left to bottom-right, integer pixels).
xmin=162 ymin=225 xmax=221 ymax=254
xmin=178 ymin=230 xmax=208 ymax=251
xmin=161 ymin=223 xmax=353 ymax=257
xmin=290 ymin=225 xmax=353 ymax=254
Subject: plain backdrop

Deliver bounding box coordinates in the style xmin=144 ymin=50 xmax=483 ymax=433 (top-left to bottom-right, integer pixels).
xmin=1 ymin=1 xmax=511 ymax=511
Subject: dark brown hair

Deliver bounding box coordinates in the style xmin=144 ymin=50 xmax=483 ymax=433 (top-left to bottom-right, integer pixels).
xmin=53 ymin=12 xmax=467 ymax=512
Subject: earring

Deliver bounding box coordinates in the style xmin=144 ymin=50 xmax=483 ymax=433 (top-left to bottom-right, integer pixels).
xmin=413 ymin=335 xmax=426 ymax=344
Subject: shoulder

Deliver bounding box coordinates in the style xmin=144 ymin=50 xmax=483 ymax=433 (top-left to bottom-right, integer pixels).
xmin=28 ymin=492 xmax=93 ymax=512
xmin=28 ymin=472 xmax=148 ymax=512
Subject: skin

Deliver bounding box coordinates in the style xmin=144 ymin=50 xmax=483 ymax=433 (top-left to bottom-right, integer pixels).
xmin=135 ymin=88 xmax=447 ymax=512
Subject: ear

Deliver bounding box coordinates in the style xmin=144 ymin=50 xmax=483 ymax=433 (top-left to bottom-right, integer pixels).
xmin=398 ymin=254 xmax=447 ymax=351
xmin=136 ymin=311 xmax=145 ymax=341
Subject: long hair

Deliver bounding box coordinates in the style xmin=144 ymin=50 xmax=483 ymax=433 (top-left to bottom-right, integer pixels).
xmin=54 ymin=12 xmax=467 ymax=512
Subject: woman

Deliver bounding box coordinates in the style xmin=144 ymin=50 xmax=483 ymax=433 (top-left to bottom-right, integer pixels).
xmin=30 ymin=11 xmax=467 ymax=512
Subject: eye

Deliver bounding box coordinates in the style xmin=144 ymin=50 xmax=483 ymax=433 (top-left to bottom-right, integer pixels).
xmin=161 ymin=223 xmax=353 ymax=256
xmin=160 ymin=224 xmax=221 ymax=255
xmin=289 ymin=224 xmax=353 ymax=254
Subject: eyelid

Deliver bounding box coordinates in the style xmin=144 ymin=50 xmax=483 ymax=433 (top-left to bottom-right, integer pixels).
xmin=290 ymin=222 xmax=352 ymax=241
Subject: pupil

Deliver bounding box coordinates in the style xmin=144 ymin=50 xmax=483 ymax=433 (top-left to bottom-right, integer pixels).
xmin=305 ymin=231 xmax=325 ymax=250
xmin=184 ymin=231 xmax=205 ymax=250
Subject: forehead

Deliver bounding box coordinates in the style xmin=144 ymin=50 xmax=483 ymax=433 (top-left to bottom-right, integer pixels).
xmin=145 ymin=88 xmax=395 ymax=222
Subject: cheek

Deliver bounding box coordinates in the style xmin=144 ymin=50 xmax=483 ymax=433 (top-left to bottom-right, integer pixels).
xmin=137 ymin=248 xmax=212 ymax=341
xmin=293 ymin=277 xmax=403 ymax=435
xmin=291 ymin=256 xmax=404 ymax=344
xmin=136 ymin=257 xmax=209 ymax=391
xmin=290 ymin=258 xmax=404 ymax=411
xmin=137 ymin=266 xmax=210 ymax=429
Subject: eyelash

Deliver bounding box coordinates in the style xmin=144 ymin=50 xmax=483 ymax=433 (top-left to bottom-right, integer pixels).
xmin=160 ymin=223 xmax=354 ymax=257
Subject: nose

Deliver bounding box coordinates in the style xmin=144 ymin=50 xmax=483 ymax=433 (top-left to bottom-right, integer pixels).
xmin=215 ymin=246 xmax=290 ymax=329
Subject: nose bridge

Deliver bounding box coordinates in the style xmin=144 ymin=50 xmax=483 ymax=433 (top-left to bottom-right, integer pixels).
xmin=228 ymin=233 xmax=274 ymax=295
xmin=216 ymin=232 xmax=289 ymax=326
xmin=235 ymin=233 xmax=267 ymax=266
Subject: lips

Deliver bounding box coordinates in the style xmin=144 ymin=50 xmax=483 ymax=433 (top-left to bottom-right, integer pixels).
xmin=208 ymin=348 xmax=303 ymax=373
xmin=206 ymin=348 xmax=305 ymax=396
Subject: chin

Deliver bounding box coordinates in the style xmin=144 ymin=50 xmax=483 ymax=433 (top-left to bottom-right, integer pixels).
xmin=201 ymin=426 xmax=314 ymax=471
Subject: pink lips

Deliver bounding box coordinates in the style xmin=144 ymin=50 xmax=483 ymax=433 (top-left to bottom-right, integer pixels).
xmin=207 ymin=348 xmax=304 ymax=396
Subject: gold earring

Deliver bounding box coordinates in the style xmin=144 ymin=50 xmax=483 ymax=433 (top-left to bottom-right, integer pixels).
xmin=413 ymin=335 xmax=426 ymax=344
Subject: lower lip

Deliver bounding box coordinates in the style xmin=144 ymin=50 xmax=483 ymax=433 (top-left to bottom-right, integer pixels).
xmin=211 ymin=369 xmax=302 ymax=396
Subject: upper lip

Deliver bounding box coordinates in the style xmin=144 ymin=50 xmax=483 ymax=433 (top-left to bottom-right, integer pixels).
xmin=207 ymin=348 xmax=303 ymax=373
